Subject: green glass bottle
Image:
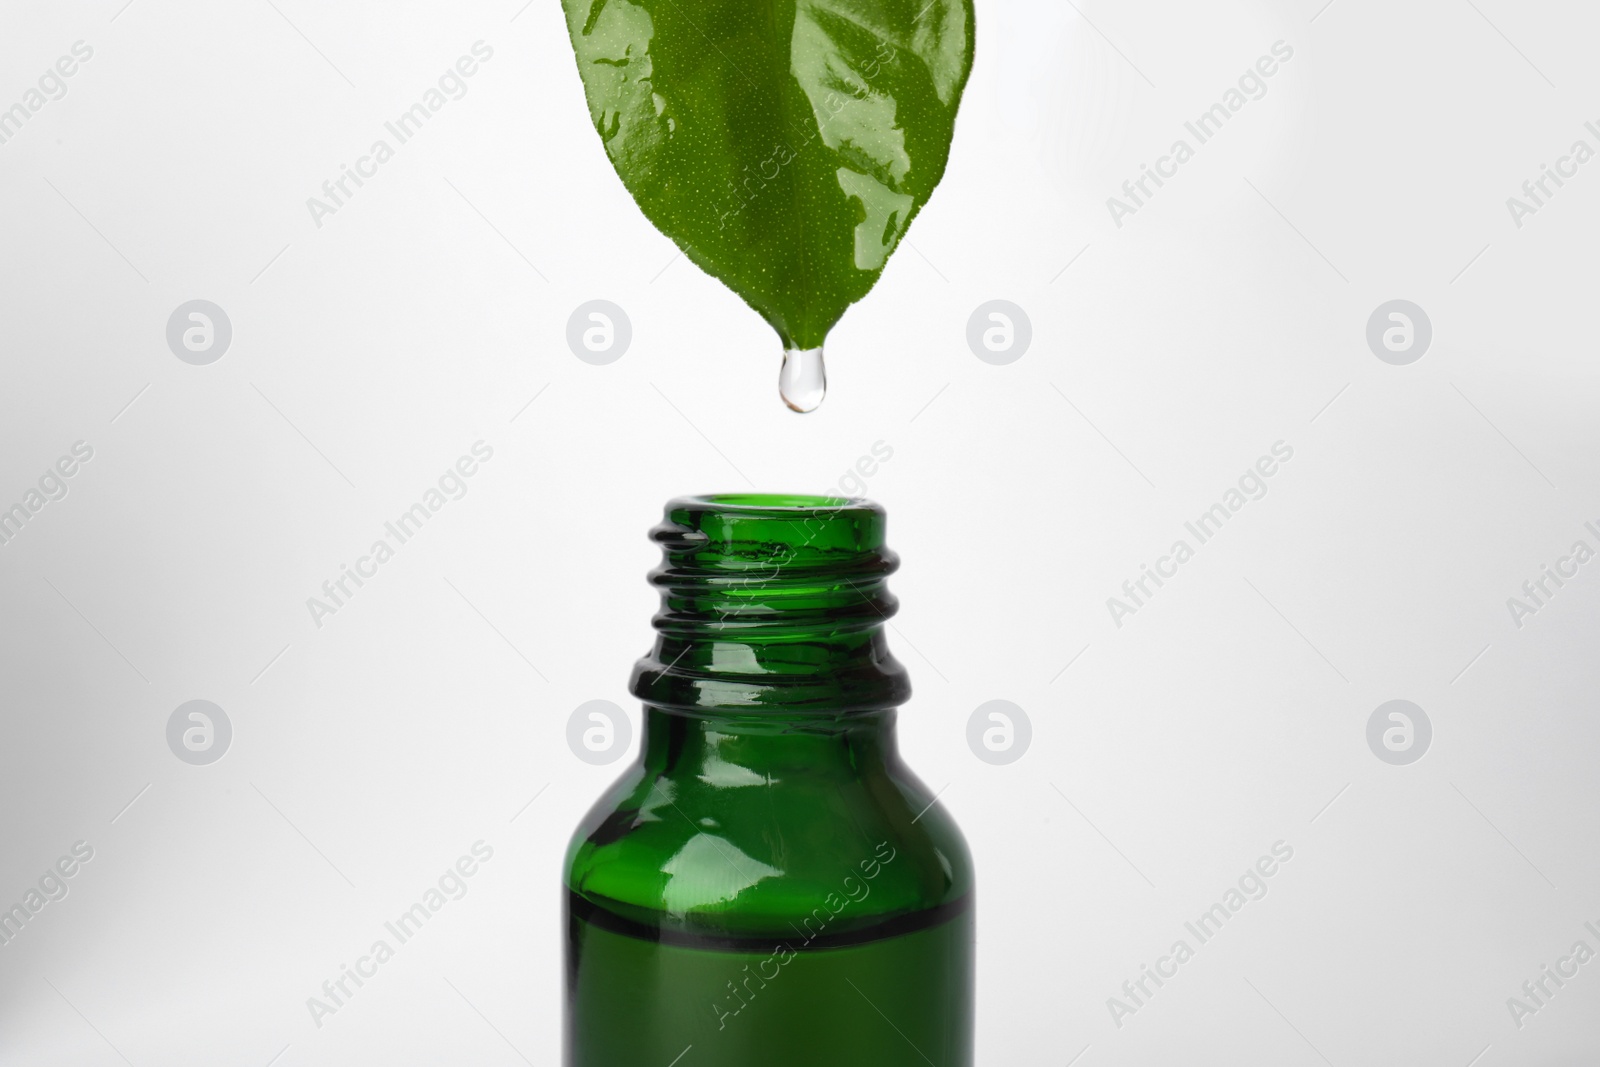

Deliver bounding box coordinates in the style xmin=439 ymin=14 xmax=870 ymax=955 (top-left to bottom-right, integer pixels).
xmin=565 ymin=494 xmax=974 ymax=1067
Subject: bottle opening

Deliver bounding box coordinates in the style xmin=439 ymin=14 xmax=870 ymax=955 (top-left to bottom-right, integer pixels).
xmin=658 ymin=494 xmax=890 ymax=572
xmin=689 ymin=493 xmax=856 ymax=510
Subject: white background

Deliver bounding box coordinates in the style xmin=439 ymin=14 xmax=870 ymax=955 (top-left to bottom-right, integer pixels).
xmin=2 ymin=0 xmax=1598 ymax=1063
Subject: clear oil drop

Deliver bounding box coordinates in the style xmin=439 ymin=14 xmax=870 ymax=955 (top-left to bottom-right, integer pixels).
xmin=779 ymin=346 xmax=826 ymax=413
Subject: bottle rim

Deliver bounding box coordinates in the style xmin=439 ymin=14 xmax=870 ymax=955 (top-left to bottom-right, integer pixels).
xmin=674 ymin=492 xmax=875 ymax=514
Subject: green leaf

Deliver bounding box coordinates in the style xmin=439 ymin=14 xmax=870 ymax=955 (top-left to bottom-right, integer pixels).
xmin=562 ymin=0 xmax=975 ymax=351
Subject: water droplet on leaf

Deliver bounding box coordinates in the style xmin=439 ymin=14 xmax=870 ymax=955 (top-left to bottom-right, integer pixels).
xmin=779 ymin=346 xmax=826 ymax=413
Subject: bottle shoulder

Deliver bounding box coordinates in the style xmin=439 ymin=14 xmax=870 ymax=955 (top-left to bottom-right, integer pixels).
xmin=565 ymin=757 xmax=971 ymax=939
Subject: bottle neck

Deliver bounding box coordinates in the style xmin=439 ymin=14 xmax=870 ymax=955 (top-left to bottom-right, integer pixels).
xmin=639 ymin=706 xmax=899 ymax=779
xmin=629 ymin=495 xmax=912 ymax=714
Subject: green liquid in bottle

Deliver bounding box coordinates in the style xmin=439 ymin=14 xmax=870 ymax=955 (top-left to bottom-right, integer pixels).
xmin=568 ymin=900 xmax=972 ymax=1065
xmin=565 ymin=495 xmax=974 ymax=1066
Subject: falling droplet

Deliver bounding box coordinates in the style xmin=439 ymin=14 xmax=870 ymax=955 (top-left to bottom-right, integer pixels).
xmin=779 ymin=346 xmax=826 ymax=413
